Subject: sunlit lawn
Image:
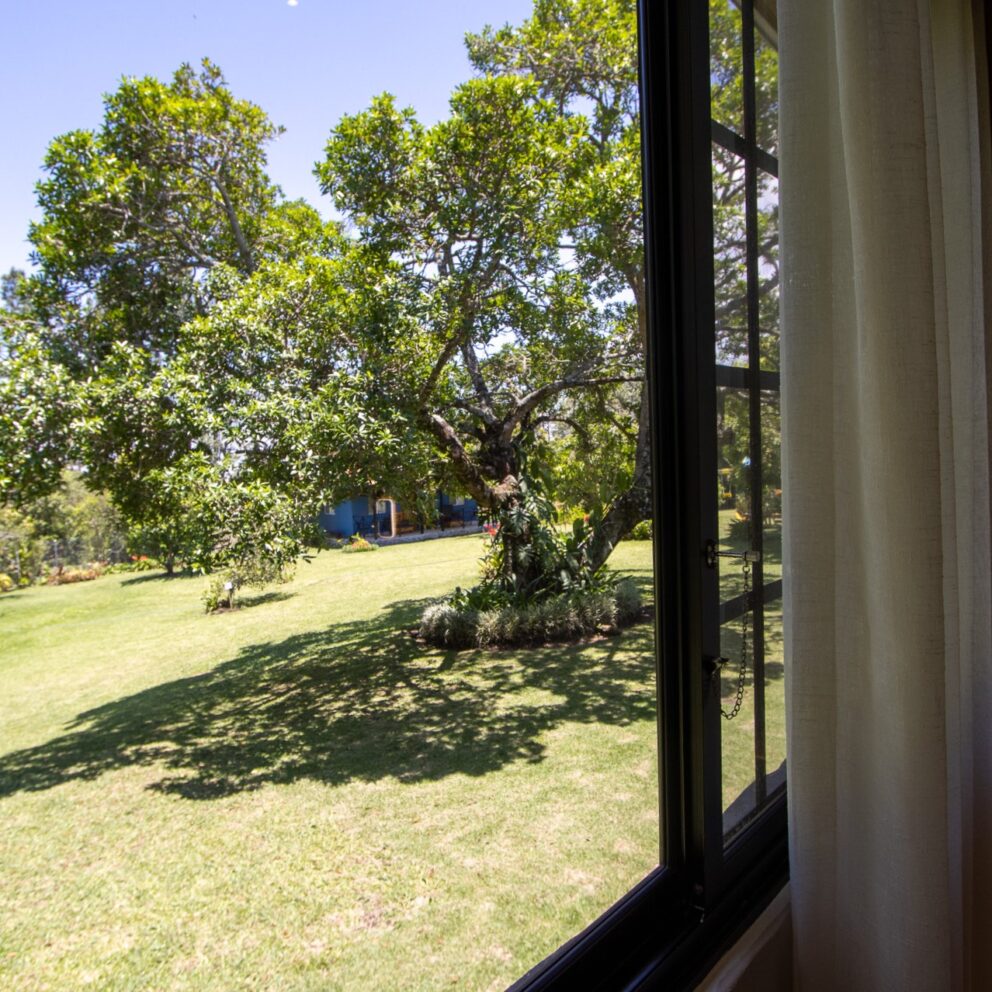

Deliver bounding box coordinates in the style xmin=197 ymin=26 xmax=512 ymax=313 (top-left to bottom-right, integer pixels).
xmin=0 ymin=536 xmax=662 ymax=992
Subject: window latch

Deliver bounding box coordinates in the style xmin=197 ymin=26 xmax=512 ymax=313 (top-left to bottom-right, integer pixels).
xmin=702 ymin=655 xmax=727 ymax=678
xmin=704 ymin=539 xmax=761 ymax=569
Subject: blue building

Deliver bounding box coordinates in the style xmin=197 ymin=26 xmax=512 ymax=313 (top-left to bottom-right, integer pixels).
xmin=318 ymin=493 xmax=478 ymax=539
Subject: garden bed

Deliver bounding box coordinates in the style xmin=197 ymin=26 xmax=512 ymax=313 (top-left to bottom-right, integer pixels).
xmin=418 ymin=578 xmax=643 ymax=650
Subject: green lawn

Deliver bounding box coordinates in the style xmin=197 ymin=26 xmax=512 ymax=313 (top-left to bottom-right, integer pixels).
xmin=0 ymin=537 xmax=662 ymax=992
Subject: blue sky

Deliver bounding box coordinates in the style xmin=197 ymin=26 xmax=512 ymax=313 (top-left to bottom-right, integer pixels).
xmin=0 ymin=0 xmax=535 ymax=275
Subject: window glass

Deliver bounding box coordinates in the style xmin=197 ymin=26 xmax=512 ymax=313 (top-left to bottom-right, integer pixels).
xmin=754 ymin=19 xmax=780 ymax=156
xmin=709 ymin=0 xmax=783 ymax=846
xmin=713 ymin=146 xmax=749 ymax=368
xmin=720 ymin=614 xmax=759 ymax=832
xmin=710 ymin=0 xmax=745 ymax=137
xmin=761 ymin=390 xmax=782 ymax=579
xmin=763 ymin=596 xmax=787 ymax=791
xmin=757 ymin=170 xmax=780 ymax=372
xmin=717 ymin=387 xmax=752 ymax=603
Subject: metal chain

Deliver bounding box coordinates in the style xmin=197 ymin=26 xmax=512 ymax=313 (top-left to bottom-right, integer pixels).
xmin=720 ymin=558 xmax=750 ymax=721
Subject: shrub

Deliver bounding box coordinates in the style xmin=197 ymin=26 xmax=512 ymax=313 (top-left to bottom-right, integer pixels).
xmin=228 ymin=555 xmax=294 ymax=588
xmin=419 ymin=601 xmax=479 ymax=649
xmin=202 ymin=575 xmax=236 ymax=613
xmin=201 ymin=553 xmax=294 ymax=614
xmin=105 ymin=556 xmax=162 ymax=574
xmin=614 ymin=579 xmax=643 ymax=623
xmin=530 ymin=596 xmax=584 ymax=643
xmin=0 ymin=573 xmax=14 ymax=593
xmin=727 ymin=512 xmax=751 ymax=543
xmin=420 ymin=578 xmax=644 ymax=650
xmin=478 ymin=475 xmax=597 ymax=600
xmin=342 ymin=537 xmax=378 ymax=554
xmin=624 ymin=519 xmax=653 ymax=541
xmin=576 ymin=590 xmax=617 ymax=631
xmin=449 ymin=582 xmax=513 ymax=612
xmin=45 ymin=563 xmax=105 ymax=586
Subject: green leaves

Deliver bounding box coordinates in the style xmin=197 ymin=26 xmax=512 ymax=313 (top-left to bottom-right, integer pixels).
xmin=317 ymin=94 xmax=423 ymax=253
xmin=30 ymin=59 xmax=282 ymax=365
xmin=0 ymin=316 xmax=80 ymax=505
xmin=468 ymin=0 xmax=642 ymax=301
xmin=319 ymin=76 xmax=577 ymax=282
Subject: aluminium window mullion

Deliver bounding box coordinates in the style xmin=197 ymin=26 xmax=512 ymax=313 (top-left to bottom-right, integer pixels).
xmin=711 ymin=120 xmax=778 ymax=178
xmin=714 ymin=363 xmax=779 ymax=391
xmin=719 ymin=579 xmax=782 ymax=626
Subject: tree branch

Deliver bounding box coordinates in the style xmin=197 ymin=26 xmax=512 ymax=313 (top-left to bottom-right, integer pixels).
xmin=421 ymin=409 xmax=518 ymax=508
xmin=502 ymin=373 xmax=642 ymax=443
xmin=460 ymin=340 xmax=496 ymax=417
xmin=214 ymin=170 xmax=255 ymax=274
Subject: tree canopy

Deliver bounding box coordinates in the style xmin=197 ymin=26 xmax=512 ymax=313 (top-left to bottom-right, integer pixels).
xmin=1 ymin=0 xmax=776 ymax=589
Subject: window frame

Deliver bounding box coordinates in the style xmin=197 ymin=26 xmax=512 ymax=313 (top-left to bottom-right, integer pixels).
xmin=706 ymin=0 xmax=785 ymax=869
xmin=508 ymin=2 xmax=788 ymax=987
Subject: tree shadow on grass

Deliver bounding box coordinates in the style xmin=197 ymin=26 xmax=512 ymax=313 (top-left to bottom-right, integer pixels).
xmin=236 ymin=590 xmax=294 ymax=609
xmin=120 ymin=571 xmax=196 ymax=586
xmin=0 ymin=597 xmax=657 ymax=801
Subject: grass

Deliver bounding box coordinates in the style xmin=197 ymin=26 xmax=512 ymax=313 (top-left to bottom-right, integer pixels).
xmin=0 ymin=527 xmax=785 ymax=989
xmin=0 ymin=536 xmax=662 ymax=992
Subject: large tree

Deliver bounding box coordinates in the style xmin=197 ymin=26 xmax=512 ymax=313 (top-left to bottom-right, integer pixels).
xmin=3 ymin=1 xmax=776 ymax=590
xmin=465 ymin=0 xmax=648 ymax=570
xmin=316 ymin=64 xmax=642 ymax=591
xmin=8 ymin=61 xmax=326 ymax=569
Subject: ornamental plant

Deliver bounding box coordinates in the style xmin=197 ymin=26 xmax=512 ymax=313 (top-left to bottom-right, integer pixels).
xmin=342 ymin=537 xmax=378 ymax=554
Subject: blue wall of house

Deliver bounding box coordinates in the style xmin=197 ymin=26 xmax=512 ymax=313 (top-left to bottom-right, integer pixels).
xmin=438 ymin=493 xmax=478 ymax=524
xmin=319 ymin=493 xmax=478 ymax=538
xmin=319 ymin=497 xmax=371 ymax=538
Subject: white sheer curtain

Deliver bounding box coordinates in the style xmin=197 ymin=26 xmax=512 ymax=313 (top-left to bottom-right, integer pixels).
xmin=780 ymin=1 xmax=992 ymax=988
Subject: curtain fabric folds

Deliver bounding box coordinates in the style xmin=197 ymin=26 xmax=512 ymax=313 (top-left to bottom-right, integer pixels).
xmin=780 ymin=1 xmax=992 ymax=989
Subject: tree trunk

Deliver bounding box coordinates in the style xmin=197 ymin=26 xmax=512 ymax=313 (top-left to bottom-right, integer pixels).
xmin=583 ymin=380 xmax=653 ymax=572
xmin=421 ymin=386 xmax=653 ymax=587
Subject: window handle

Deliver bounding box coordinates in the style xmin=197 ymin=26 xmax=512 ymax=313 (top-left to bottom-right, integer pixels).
xmin=704 ymin=540 xmax=761 ymax=568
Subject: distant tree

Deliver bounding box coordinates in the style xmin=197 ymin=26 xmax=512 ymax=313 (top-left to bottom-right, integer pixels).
xmin=10 ymin=61 xmax=332 ymax=570
xmin=22 ymin=470 xmax=125 ymax=564
xmin=0 ymin=291 xmax=78 ymax=506
xmin=0 ymin=470 xmax=127 ymax=582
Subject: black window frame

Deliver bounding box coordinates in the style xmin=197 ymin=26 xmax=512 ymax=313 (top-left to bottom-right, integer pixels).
xmin=508 ymin=2 xmax=787 ymax=988
xmin=706 ymin=0 xmax=785 ymax=862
